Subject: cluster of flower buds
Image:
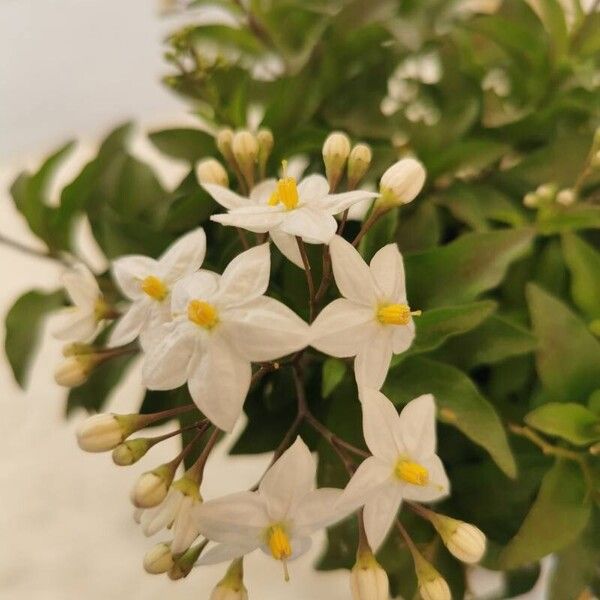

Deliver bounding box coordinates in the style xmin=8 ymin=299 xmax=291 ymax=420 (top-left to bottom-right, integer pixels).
xmin=523 ymin=183 xmax=577 ymax=208
xmin=322 ymin=131 xmax=372 ymax=192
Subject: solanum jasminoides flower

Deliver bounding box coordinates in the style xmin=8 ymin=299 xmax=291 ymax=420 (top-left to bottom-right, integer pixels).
xmin=204 ymin=169 xmax=377 ymax=268
xmin=109 ymin=228 xmax=206 ymax=349
xmin=311 ymin=235 xmax=418 ymax=389
xmin=336 ymin=391 xmax=449 ymax=551
xmin=54 ymin=264 xmax=107 ymax=342
xmin=142 ymin=243 xmax=308 ymax=431
xmin=194 ymin=438 xmax=342 ymax=579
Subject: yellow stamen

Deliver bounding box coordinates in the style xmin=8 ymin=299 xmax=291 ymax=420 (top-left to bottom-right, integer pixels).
xmin=394 ymin=459 xmax=429 ymax=486
xmin=187 ymin=300 xmax=219 ymax=329
xmin=141 ymin=275 xmax=168 ymax=302
xmin=268 ymin=162 xmax=299 ymax=210
xmin=377 ymin=303 xmax=421 ymax=325
xmin=267 ymin=524 xmax=292 ymax=581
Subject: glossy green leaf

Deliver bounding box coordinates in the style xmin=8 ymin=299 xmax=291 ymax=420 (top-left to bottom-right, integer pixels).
xmin=525 ymin=403 xmax=600 ymax=446
xmin=148 ymin=128 xmax=217 ymax=163
xmin=562 ymin=233 xmax=600 ymax=320
xmin=321 ymin=358 xmax=346 ymax=398
xmin=527 ymin=283 xmax=600 ymax=402
xmin=5 ymin=290 xmax=64 ymax=387
xmin=498 ymin=460 xmax=591 ymax=569
xmin=538 ymin=205 xmax=600 ymax=234
xmin=384 ymin=356 xmax=516 ymax=478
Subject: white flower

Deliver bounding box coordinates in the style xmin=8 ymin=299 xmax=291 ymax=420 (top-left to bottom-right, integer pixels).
xmin=336 ymin=391 xmax=449 ymax=551
xmin=54 ymin=264 xmax=105 ymax=342
xmin=194 ymin=438 xmax=342 ymax=579
xmin=310 ymin=235 xmax=417 ymax=389
xmin=142 ymin=243 xmax=308 ymax=432
xmin=135 ymin=477 xmax=202 ymax=554
xmin=204 ymin=172 xmax=377 ymax=268
xmin=109 ymin=228 xmax=206 ymax=349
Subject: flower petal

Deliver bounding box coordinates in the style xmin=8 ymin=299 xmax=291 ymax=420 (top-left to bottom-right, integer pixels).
xmin=280 ymin=206 xmax=337 ymax=244
xmin=293 ymin=488 xmax=343 ymax=537
xmin=297 ymin=174 xmax=329 ymax=204
xmin=398 ymin=394 xmax=437 ymax=458
xmin=220 ymin=296 xmax=308 ymax=362
xmin=158 ymin=228 xmax=206 ymax=283
xmin=187 ymin=335 xmax=251 ymax=432
xmin=391 ymin=320 xmax=415 ymax=354
xmin=363 ymin=483 xmax=403 ymax=551
xmin=112 ymin=256 xmax=158 ymax=300
xmin=62 ymin=264 xmax=100 ymax=307
xmin=107 ymin=300 xmax=150 ymax=347
xmin=172 ymin=497 xmax=200 ymax=554
xmin=259 ymin=437 xmax=315 ymax=522
xmin=171 ymin=271 xmax=220 ymax=315
xmin=400 ymin=454 xmax=450 ymax=503
xmin=310 ymin=299 xmax=376 ymax=358
xmin=211 ymin=205 xmax=285 ymax=234
xmin=270 ymin=230 xmax=304 ymax=268
xmin=202 ymin=183 xmax=249 ymax=210
xmin=53 ymin=309 xmax=97 ymax=342
xmin=354 ymin=330 xmax=393 ymax=390
xmin=138 ymin=301 xmax=173 ymax=351
xmin=196 ymin=542 xmax=257 ymax=566
xmin=369 ymin=243 xmax=406 ymax=302
xmin=140 ymin=490 xmax=181 ymax=536
xmin=329 ymin=235 xmax=378 ymax=306
xmin=360 ymin=387 xmax=403 ymax=462
xmin=217 ymin=243 xmax=270 ymax=307
xmin=316 ymin=190 xmax=379 ymax=215
xmin=250 ymin=179 xmax=277 ymax=204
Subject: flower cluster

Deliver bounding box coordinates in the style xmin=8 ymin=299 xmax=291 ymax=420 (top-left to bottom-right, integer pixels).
xmin=58 ymin=130 xmax=486 ymax=598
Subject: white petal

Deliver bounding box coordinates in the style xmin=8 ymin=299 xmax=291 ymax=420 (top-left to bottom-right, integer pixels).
xmin=107 ymin=300 xmax=150 ymax=347
xmin=335 ymin=456 xmax=392 ymax=515
xmin=297 ymin=174 xmax=329 ymax=204
xmin=62 ymin=264 xmax=100 ymax=308
xmin=400 ymin=454 xmax=450 ymax=503
xmin=172 ymin=497 xmax=200 ymax=554
xmin=369 ymin=243 xmax=406 ymax=302
xmin=316 ymin=190 xmax=379 ymax=215
xmin=187 ymin=335 xmax=251 ymax=432
xmin=392 ymin=320 xmax=415 ymax=354
xmin=140 ymin=490 xmax=181 ymax=536
xmin=354 ymin=330 xmax=393 ymax=390
xmin=138 ymin=301 xmax=173 ymax=351
xmin=53 ymin=309 xmax=97 ymax=342
xmin=111 ymin=256 xmax=158 ymax=300
xmin=270 ymin=229 xmax=304 ymax=268
xmin=280 ymin=206 xmax=337 ymax=244
xmin=310 ymin=299 xmax=376 ymax=358
xmin=211 ymin=205 xmax=285 ymax=234
xmin=363 ymin=483 xmax=403 ymax=551
xmin=259 ymin=437 xmax=315 ymax=522
xmin=293 ymin=488 xmax=343 ymax=537
xmin=361 ymin=387 xmax=403 ymax=462
xmin=171 ymin=271 xmax=220 ymax=315
xmin=329 ymin=235 xmax=378 ymax=305
xmin=346 ymin=197 xmax=374 ymax=222
xmin=220 ymin=296 xmax=308 ymax=362
xmin=196 ymin=542 xmax=256 ymax=566
xmin=218 ymin=243 xmax=270 ymax=307
xmin=202 ymin=183 xmax=249 ymax=209
xmin=142 ymin=321 xmax=198 ymax=390
xmin=158 ymin=228 xmax=206 ymax=283
xmin=399 ymin=394 xmax=437 ymax=458
xmin=250 ymin=179 xmax=277 ymax=204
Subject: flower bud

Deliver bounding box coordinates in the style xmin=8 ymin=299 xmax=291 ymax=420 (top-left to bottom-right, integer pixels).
xmin=257 ymin=128 xmax=274 ymax=175
xmin=556 ymin=188 xmax=576 ymax=206
xmin=377 ymin=158 xmax=426 ymax=207
xmin=348 ymin=144 xmax=372 ymax=189
xmin=62 ymin=342 xmax=93 ymax=357
xmin=419 ymin=574 xmax=451 ymax=600
xmin=425 ymin=510 xmax=486 ymax=564
xmin=55 ymin=356 xmax=95 ymax=387
xmin=169 ymin=542 xmax=205 ymax=580
xmin=131 ymin=464 xmax=175 ymax=508
xmin=76 ymin=413 xmax=134 ymax=452
xmin=323 ymin=131 xmax=351 ymax=189
xmin=523 ymin=192 xmax=539 ymax=208
xmin=196 ymin=158 xmax=229 ymax=187
xmin=350 ymin=550 xmax=389 ymax=600
xmin=232 ymin=130 xmax=259 ymax=188
xmin=216 ymin=128 xmax=235 ymax=162
xmin=144 ymin=542 xmax=174 ymax=574
xmin=210 ymin=559 xmax=248 ymax=600
xmin=112 ymin=438 xmax=152 ymax=466
xmin=536 ymin=183 xmax=557 ymax=203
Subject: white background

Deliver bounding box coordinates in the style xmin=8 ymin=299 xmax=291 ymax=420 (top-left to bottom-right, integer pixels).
xmin=0 ymin=1 xmax=549 ymax=598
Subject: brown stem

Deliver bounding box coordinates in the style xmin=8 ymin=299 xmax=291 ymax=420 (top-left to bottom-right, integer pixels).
xmin=296 ymin=236 xmax=316 ymax=322
xmin=137 ymin=404 xmax=198 ymax=428
xmin=149 ymin=419 xmax=209 ymax=446
xmin=189 ymin=427 xmax=221 ymax=482
xmin=352 ymin=208 xmax=387 ymax=247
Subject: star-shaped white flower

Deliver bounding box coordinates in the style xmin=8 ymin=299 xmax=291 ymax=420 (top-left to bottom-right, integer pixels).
xmin=54 ymin=264 xmax=105 ymax=342
xmin=337 ymin=390 xmax=450 ymax=551
xmin=310 ymin=235 xmax=418 ymax=389
xmin=135 ymin=476 xmax=202 ymax=555
xmin=142 ymin=243 xmax=308 ymax=432
xmin=193 ymin=438 xmax=342 ymax=579
xmin=109 ymin=228 xmax=206 ymax=349
xmin=203 ymin=173 xmax=377 ymax=268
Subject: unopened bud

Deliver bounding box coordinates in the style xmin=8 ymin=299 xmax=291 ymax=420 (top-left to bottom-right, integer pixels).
xmin=232 ymin=130 xmax=258 ymax=188
xmin=377 ymin=157 xmax=426 ymax=207
xmin=323 ymin=131 xmax=351 ymax=190
xmin=112 ymin=438 xmax=152 ymax=465
xmin=556 ymin=188 xmax=576 ymax=206
xmin=434 ymin=516 xmax=486 ymax=564
xmin=196 ymin=158 xmax=229 ymax=187
xmin=257 ymin=128 xmax=274 ymax=176
xmin=62 ymin=342 xmax=93 ymax=357
xmin=411 ymin=540 xmax=450 ymax=600
xmin=536 ymin=183 xmax=558 ymax=203
xmin=348 ymin=144 xmax=372 ymax=189
xmin=144 ymin=542 xmax=174 ymax=574
xmin=55 ymin=355 xmax=96 ymax=387
xmin=523 ymin=192 xmax=539 ymax=208
xmin=350 ymin=550 xmax=389 ymax=600
xmin=169 ymin=542 xmax=205 ymax=580
xmin=216 ymin=128 xmax=235 ymax=162
xmin=210 ymin=559 xmax=248 ymax=600
xmin=131 ymin=464 xmax=175 ymax=508
xmin=77 ymin=413 xmax=136 ymax=452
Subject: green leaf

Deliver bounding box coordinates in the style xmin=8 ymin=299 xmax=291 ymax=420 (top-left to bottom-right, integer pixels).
xmin=498 ymin=460 xmax=591 ymax=569
xmin=148 ymin=128 xmax=217 ymax=163
xmin=525 ymin=403 xmax=600 ymax=446
xmin=527 ymin=283 xmax=600 ymax=402
xmin=562 ymin=233 xmax=600 ymax=320
xmin=359 ymin=209 xmax=398 ymax=262
xmin=524 ymin=0 xmax=568 ymax=60
xmin=5 ymin=290 xmax=64 ymax=387
xmin=405 ymin=229 xmax=534 ymax=309
xmin=396 ymin=201 xmax=441 ymax=253
xmin=321 ymin=358 xmax=346 ymax=398
xmin=384 ymin=356 xmax=517 ymax=478
xmin=538 ymin=205 xmax=600 ymax=234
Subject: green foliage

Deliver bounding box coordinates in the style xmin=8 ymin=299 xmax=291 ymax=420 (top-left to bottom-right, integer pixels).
xmin=525 ymin=403 xmax=600 ymax=446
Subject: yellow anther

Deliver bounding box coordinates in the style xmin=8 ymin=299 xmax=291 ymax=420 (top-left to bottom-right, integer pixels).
xmin=187 ymin=300 xmax=219 ymax=329
xmin=141 ymin=276 xmax=168 ymax=302
xmin=267 ymin=524 xmax=292 ymax=561
xmin=268 ymin=162 xmax=299 ymax=210
xmin=394 ymin=459 xmax=429 ymax=486
xmin=377 ymin=303 xmax=421 ymax=325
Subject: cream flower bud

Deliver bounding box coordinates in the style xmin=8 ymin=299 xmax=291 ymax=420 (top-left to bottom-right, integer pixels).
xmin=144 ymin=543 xmax=174 ymax=574
xmin=217 ymin=128 xmax=235 ymax=162
xmin=196 ymin=158 xmax=229 ymax=187
xmin=444 ymin=522 xmax=486 ymax=564
xmin=419 ymin=575 xmax=451 ymax=600
xmin=523 ymin=192 xmax=539 ymax=208
xmin=556 ymin=188 xmax=576 ymax=206
xmin=232 ymin=130 xmax=259 ymax=188
xmin=55 ymin=356 xmax=94 ymax=387
xmin=377 ymin=157 xmax=426 ymax=207
xmin=536 ymin=183 xmax=557 ymax=202
xmin=131 ymin=464 xmax=174 ymax=508
xmin=257 ymin=128 xmax=274 ymax=157
xmin=210 ymin=587 xmax=249 ymax=600
xmin=76 ymin=413 xmax=129 ymax=452
xmin=169 ymin=542 xmax=204 ymax=580
xmin=323 ymin=131 xmax=351 ymax=189
xmin=210 ymin=559 xmax=248 ymax=600
xmin=350 ymin=551 xmax=389 ymax=600
xmin=348 ymin=144 xmax=372 ymax=189
xmin=112 ymin=438 xmax=152 ymax=466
